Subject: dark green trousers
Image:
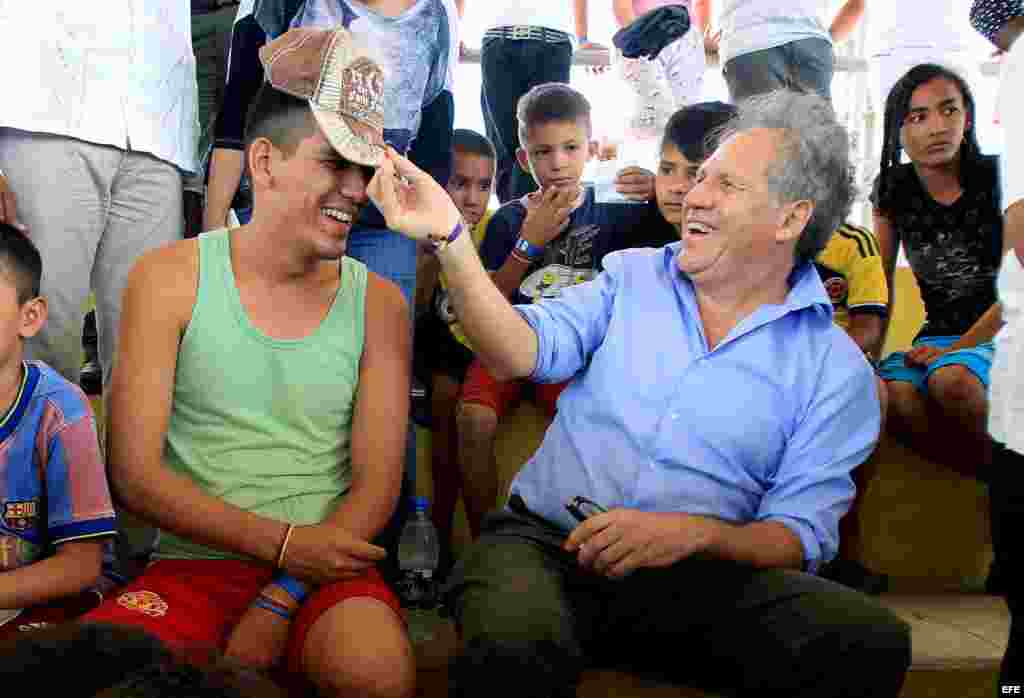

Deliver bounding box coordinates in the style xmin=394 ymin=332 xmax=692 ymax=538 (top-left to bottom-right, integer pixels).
xmin=444 ymin=510 xmax=911 ymax=698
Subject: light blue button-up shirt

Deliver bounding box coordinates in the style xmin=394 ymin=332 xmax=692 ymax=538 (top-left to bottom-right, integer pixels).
xmin=511 ymin=243 xmax=881 ymax=572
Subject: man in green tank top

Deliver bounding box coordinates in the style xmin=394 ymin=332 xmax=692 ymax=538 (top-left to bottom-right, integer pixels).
xmin=82 ymin=28 xmax=417 ymax=697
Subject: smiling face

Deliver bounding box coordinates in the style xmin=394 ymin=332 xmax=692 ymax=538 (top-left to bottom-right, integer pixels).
xmin=655 ymin=142 xmax=701 ymax=232
xmin=679 ymin=129 xmax=801 ymax=286
xmin=446 ymin=150 xmax=495 ymax=227
xmin=262 ymin=126 xmax=373 ymax=260
xmin=517 ymin=119 xmax=596 ymax=193
xmin=899 ymin=77 xmax=970 ymax=169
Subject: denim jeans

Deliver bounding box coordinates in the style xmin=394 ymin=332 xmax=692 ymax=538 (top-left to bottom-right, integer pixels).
xmin=347 ymin=224 xmax=419 ymax=571
xmin=723 ymin=37 xmax=835 ymax=103
xmin=480 ymin=36 xmax=573 ymax=204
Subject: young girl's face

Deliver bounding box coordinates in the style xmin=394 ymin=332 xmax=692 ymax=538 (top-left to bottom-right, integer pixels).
xmin=899 ymin=77 xmax=970 ymax=169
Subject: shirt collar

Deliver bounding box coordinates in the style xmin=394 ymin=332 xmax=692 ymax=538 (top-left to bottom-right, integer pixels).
xmin=662 ymin=242 xmax=833 ymax=318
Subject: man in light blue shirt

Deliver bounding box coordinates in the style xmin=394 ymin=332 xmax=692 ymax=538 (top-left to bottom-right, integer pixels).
xmin=367 ymin=90 xmax=911 ymax=698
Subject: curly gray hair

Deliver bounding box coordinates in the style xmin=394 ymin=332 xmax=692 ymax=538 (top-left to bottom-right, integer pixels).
xmin=720 ymin=90 xmax=855 ymax=265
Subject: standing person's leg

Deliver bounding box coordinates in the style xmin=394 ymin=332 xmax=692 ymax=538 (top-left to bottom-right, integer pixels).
xmin=93 ymin=149 xmax=184 ymax=580
xmin=506 ymin=39 xmax=574 ymax=201
xmin=480 ymin=37 xmax=526 ymax=204
xmin=599 ymin=557 xmax=910 ymax=697
xmin=444 ymin=511 xmax=603 ymax=698
xmin=988 ymin=442 xmax=1024 ymax=689
xmin=656 ymin=29 xmax=707 ymax=108
xmin=722 ymin=46 xmax=789 ymax=103
xmin=0 ymin=129 xmax=112 ymax=384
xmin=786 ymin=37 xmax=836 ymax=103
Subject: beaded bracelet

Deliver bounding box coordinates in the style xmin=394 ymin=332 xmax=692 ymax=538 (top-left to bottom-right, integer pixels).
xmin=254 ymin=596 xmax=293 ymax=621
xmin=273 ymin=573 xmax=309 ymax=604
xmin=425 ymin=219 xmax=464 ymax=254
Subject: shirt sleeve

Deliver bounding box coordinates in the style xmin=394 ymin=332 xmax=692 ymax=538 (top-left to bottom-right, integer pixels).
xmin=755 ymin=341 xmax=880 ymax=573
xmin=516 ymin=252 xmax=622 ymax=383
xmin=45 ymin=406 xmax=117 ymax=546
xmin=479 ymin=206 xmax=523 ymax=271
xmin=846 ymin=244 xmax=889 ymax=317
xmin=212 ymin=13 xmax=267 ymax=152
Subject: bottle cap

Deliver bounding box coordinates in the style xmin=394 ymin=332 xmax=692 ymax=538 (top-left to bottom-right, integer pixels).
xmin=411 ymin=496 xmax=429 ymax=512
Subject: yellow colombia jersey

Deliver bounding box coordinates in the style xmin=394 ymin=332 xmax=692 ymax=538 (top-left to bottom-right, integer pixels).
xmin=815 ymin=222 xmax=889 ymax=332
xmin=437 ymin=211 xmax=493 ymax=349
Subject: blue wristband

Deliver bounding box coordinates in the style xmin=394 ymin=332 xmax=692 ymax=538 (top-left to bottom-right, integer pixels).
xmin=273 ymin=573 xmax=309 ymax=604
xmin=254 ymin=597 xmax=293 ymax=621
xmin=514 ymin=236 xmax=544 ymax=261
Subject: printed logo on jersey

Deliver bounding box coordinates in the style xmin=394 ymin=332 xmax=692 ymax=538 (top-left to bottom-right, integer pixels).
xmin=823 ymin=276 xmax=849 ymax=305
xmin=117 ymin=590 xmax=169 ymax=618
xmin=3 ymin=500 xmax=39 ymax=531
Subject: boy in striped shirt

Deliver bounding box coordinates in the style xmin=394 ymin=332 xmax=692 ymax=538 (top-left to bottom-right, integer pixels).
xmin=0 ymin=223 xmax=116 ymax=636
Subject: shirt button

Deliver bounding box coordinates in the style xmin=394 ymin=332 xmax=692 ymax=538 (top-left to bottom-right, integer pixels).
xmin=671 ymin=412 xmax=680 ymax=421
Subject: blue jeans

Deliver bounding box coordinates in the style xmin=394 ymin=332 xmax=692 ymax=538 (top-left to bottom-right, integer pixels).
xmin=481 ymin=36 xmax=573 ymax=203
xmin=723 ymin=37 xmax=835 ymax=103
xmin=347 ymin=225 xmax=419 ymax=570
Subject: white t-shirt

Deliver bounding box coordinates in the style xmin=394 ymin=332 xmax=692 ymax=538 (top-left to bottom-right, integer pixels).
xmin=989 ymin=37 xmax=1024 ymax=454
xmin=868 ymin=0 xmax=975 ymax=55
xmin=719 ymin=0 xmax=830 ymax=65
xmin=483 ymin=0 xmax=574 ymax=35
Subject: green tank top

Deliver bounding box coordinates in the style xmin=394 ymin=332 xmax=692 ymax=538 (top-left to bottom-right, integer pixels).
xmin=156 ymin=229 xmax=367 ymax=560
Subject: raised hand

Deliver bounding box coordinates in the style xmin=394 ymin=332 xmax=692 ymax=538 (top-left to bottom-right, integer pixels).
xmin=521 ymin=185 xmax=579 ymax=247
xmin=368 ymin=146 xmax=462 ymax=246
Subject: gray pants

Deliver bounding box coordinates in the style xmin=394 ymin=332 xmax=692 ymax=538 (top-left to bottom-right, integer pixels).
xmin=444 ymin=509 xmax=911 ymax=698
xmin=0 ymin=128 xmax=183 ymax=388
xmin=723 ymin=37 xmax=835 ymax=103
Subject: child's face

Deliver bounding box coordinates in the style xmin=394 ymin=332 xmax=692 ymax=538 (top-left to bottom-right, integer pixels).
xmin=655 ymin=142 xmax=701 ymax=232
xmin=517 ymin=119 xmax=596 ymax=194
xmin=0 ymin=277 xmax=45 ymax=367
xmin=446 ymin=151 xmax=495 ymax=227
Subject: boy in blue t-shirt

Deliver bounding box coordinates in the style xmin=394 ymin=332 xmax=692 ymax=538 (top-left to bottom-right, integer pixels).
xmin=0 ymin=223 xmax=116 ymax=638
xmin=455 ymin=83 xmax=673 ymax=537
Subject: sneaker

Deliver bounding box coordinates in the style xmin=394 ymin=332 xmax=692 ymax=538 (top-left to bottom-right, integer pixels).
xmin=80 ymin=359 xmax=103 ymax=396
xmin=820 ymin=558 xmax=889 ymax=595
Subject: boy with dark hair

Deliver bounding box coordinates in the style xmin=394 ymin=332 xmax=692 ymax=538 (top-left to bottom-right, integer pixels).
xmin=455 ymin=83 xmax=673 ymax=538
xmin=0 ymin=223 xmax=116 ymax=638
xmin=415 ymin=129 xmax=497 ymax=554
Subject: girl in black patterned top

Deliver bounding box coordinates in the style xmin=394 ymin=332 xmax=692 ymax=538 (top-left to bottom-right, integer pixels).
xmin=872 ymin=63 xmax=1003 ymax=477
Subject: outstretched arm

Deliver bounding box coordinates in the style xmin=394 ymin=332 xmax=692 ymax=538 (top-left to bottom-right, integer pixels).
xmin=830 ymin=0 xmax=865 ymax=43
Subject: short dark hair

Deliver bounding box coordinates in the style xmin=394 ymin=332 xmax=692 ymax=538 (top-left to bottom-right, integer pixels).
xmin=661 ymin=101 xmax=738 ymax=164
xmin=452 ymin=129 xmax=496 ymax=161
xmin=244 ymin=82 xmax=319 ymax=157
xmin=0 ymin=222 xmax=42 ymax=303
xmin=516 ymin=83 xmax=592 ymax=144
xmin=876 ymin=63 xmax=983 ymax=212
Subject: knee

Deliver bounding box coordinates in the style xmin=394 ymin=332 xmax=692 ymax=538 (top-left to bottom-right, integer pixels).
xmin=883 ymin=380 xmax=925 ymax=420
xmin=813 ymin=595 xmax=912 ymax=680
xmin=927 ymin=366 xmax=986 ymax=411
xmin=453 ymin=637 xmax=580 ymax=698
xmin=876 ymin=377 xmax=889 ymax=427
xmin=456 ymin=402 xmax=499 ymax=442
xmin=317 ymin=647 xmax=416 ymax=698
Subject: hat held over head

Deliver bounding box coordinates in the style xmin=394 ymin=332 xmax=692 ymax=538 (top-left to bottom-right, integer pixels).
xmin=259 ymin=27 xmax=386 ymax=167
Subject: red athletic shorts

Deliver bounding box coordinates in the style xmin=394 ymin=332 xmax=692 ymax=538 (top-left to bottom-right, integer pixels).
xmin=81 ymin=559 xmax=400 ymax=675
xmin=460 ymin=359 xmax=567 ymax=418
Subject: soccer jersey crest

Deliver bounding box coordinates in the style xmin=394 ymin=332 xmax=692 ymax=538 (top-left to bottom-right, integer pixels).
xmin=117 ymin=590 xmax=170 ymax=618
xmin=3 ymin=500 xmax=39 ymax=531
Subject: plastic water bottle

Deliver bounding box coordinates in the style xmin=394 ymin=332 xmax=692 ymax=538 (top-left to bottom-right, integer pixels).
xmin=397 ymin=496 xmax=441 ymax=643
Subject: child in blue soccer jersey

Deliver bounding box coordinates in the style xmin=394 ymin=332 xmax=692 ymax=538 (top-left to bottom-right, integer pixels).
xmin=0 ymin=223 xmax=116 ymax=637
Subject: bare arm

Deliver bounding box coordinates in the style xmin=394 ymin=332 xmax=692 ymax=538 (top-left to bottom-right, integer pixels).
xmin=574 ymin=0 xmax=589 ymax=40
xmin=454 ymin=0 xmax=464 ymax=18
xmin=490 ymin=253 xmax=534 ymax=298
xmin=846 ymin=313 xmax=886 ymax=358
xmin=692 ymin=0 xmax=712 ymax=34
xmin=1010 ymin=199 xmax=1024 ymax=264
xmin=873 ymin=209 xmax=900 ymax=350
xmin=703 ymin=518 xmax=804 ymax=569
xmin=204 ymin=149 xmax=245 ymax=230
xmin=947 ymin=302 xmax=1003 ymax=351
xmin=829 ymin=0 xmax=865 ymax=43
xmin=108 ymin=245 xmax=289 ymax=564
xmin=322 ymin=274 xmax=410 ymax=541
xmin=0 ymin=541 xmax=105 ymax=608
xmin=613 ymin=0 xmax=635 ymax=27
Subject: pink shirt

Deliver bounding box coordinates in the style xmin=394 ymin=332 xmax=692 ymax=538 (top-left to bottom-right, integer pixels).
xmin=632 ymin=0 xmax=686 ymax=15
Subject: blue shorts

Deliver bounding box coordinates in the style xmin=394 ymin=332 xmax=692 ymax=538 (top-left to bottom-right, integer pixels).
xmin=878 ymin=335 xmax=994 ymax=394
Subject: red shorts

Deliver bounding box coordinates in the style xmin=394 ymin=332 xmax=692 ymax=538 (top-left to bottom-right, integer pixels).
xmin=81 ymin=559 xmax=400 ymax=675
xmin=460 ymin=359 xmax=567 ymax=418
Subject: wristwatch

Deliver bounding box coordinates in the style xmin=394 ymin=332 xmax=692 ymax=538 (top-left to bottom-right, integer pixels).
xmin=514 ymin=236 xmax=544 ymax=261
